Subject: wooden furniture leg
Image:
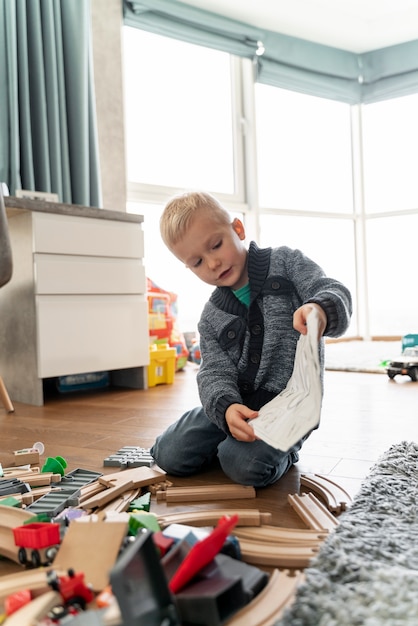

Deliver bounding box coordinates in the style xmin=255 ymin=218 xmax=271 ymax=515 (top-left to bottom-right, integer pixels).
xmin=0 ymin=375 xmax=14 ymax=413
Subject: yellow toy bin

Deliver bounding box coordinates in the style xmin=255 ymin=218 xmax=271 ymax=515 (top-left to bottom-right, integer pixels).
xmin=147 ymin=343 xmax=177 ymax=387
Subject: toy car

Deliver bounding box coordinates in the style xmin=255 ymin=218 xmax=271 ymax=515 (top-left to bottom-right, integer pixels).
xmin=13 ymin=522 xmax=61 ymax=567
xmin=387 ymin=347 xmax=418 ymax=381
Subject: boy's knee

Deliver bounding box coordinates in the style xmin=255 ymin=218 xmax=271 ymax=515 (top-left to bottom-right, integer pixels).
xmin=150 ymin=441 xmax=191 ymax=477
xmin=218 ymin=441 xmax=296 ymax=487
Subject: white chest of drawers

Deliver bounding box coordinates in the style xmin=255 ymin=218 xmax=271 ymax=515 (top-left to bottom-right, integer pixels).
xmin=1 ymin=198 xmax=149 ymax=405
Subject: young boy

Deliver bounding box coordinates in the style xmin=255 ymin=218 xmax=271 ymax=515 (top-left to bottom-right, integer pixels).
xmin=150 ymin=192 xmax=352 ymax=487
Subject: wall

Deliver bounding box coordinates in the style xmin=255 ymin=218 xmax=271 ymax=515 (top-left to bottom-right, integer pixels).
xmin=90 ymin=0 xmax=127 ymax=212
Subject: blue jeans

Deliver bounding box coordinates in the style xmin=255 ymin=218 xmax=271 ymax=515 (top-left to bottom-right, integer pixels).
xmin=150 ymin=406 xmax=303 ymax=488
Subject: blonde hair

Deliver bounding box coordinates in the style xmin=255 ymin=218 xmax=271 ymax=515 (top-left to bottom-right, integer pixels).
xmin=160 ymin=191 xmax=231 ymax=250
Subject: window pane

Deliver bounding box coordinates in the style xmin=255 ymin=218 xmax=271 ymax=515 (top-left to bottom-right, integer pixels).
xmin=366 ymin=215 xmax=418 ymax=335
xmin=123 ymin=28 xmax=235 ymax=194
xmin=362 ymin=94 xmax=418 ymax=213
xmin=255 ymin=85 xmax=353 ymax=213
xmin=259 ymin=214 xmax=357 ymax=335
xmin=128 ymin=202 xmax=213 ymax=333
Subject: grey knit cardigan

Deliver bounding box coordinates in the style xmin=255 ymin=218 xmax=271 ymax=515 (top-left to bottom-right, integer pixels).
xmin=197 ymin=242 xmax=352 ymax=434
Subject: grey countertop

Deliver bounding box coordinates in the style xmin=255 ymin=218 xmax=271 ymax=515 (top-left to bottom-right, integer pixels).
xmin=5 ymin=196 xmax=144 ymax=223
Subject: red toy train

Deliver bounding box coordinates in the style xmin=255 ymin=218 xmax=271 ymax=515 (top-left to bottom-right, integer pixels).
xmin=13 ymin=522 xmax=61 ymax=567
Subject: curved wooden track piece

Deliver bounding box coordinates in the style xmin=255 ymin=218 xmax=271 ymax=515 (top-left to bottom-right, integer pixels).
xmin=237 ymin=538 xmax=318 ymax=568
xmin=0 ymin=504 xmax=36 ymax=525
xmin=0 ymin=526 xmax=21 ymax=563
xmin=157 ymin=509 xmax=272 ymax=528
xmin=300 ymin=473 xmax=353 ymax=512
xmin=0 ymin=504 xmax=36 ymax=563
xmin=225 ymin=569 xmax=304 ymax=626
xmin=233 ymin=525 xmax=327 ymax=545
xmin=0 ymin=568 xmax=66 ymax=603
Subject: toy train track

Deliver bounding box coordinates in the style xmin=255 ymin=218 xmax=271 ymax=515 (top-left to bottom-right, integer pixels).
xmin=157 ymin=509 xmax=273 ymax=528
xmin=300 ymin=472 xmax=353 ymax=513
xmin=0 ymin=505 xmax=36 ymax=563
xmin=225 ymin=568 xmax=305 ymax=626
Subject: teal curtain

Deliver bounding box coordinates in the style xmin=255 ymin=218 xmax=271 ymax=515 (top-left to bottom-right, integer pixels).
xmin=0 ymin=0 xmax=101 ymax=206
xmin=124 ymin=0 xmax=418 ymax=105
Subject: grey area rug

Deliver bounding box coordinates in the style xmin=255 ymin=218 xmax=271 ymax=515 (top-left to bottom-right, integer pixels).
xmin=276 ymin=441 xmax=418 ymax=625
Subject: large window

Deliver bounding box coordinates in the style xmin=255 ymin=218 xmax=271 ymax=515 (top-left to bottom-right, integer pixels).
xmin=258 ymin=214 xmax=356 ymax=305
xmin=255 ymin=85 xmax=353 ymax=214
xmin=124 ymin=27 xmax=418 ymax=339
xmin=361 ymin=94 xmax=418 ymax=337
xmin=124 ymin=27 xmax=239 ymax=195
xmin=365 ymin=214 xmax=418 ymax=335
xmin=254 ymin=85 xmax=357 ymax=336
xmin=362 ymin=94 xmax=418 ymax=213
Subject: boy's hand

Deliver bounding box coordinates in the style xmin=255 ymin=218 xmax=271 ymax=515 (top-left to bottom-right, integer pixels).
xmin=293 ymin=303 xmax=327 ymax=338
xmin=225 ymin=404 xmax=258 ymax=442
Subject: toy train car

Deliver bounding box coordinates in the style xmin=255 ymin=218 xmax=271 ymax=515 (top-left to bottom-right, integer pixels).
xmin=47 ymin=568 xmax=95 ymax=609
xmin=13 ymin=521 xmax=61 ymax=567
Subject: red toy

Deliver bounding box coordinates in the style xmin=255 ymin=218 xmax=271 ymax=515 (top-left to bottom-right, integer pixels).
xmin=13 ymin=522 xmax=61 ymax=567
xmin=147 ymin=277 xmax=189 ymax=370
xmin=168 ymin=514 xmax=239 ymax=594
xmin=47 ymin=568 xmax=95 ymax=609
xmin=4 ymin=589 xmax=32 ymax=615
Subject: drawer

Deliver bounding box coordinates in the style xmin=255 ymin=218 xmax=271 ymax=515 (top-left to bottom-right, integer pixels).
xmin=32 ymin=212 xmax=144 ymax=258
xmin=34 ymin=254 xmax=146 ymax=295
xmin=36 ymin=295 xmax=149 ymax=378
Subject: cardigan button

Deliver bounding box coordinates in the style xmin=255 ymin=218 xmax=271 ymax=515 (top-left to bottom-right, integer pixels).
xmin=250 ymin=352 xmax=260 ymax=364
xmin=227 ymin=330 xmax=236 ymax=339
xmin=271 ymin=280 xmax=281 ymax=290
xmin=251 ymin=324 xmax=262 ymax=335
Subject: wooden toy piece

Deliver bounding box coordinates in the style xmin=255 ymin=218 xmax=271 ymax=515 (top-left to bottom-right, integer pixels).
xmin=53 ymin=519 xmax=128 ymax=592
xmin=149 ymin=479 xmax=173 ymax=494
xmin=78 ymin=480 xmax=107 ymax=503
xmin=13 ymin=449 xmax=40 ymax=466
xmin=0 ymin=568 xmax=67 ymax=604
xmin=231 ymin=523 xmax=328 ymax=569
xmin=79 ymin=480 xmax=134 ymax=510
xmin=2 ymin=589 xmax=61 ymax=626
xmin=16 ymin=472 xmax=61 ymax=487
xmin=224 ymin=569 xmax=304 ymax=626
xmin=1 ymin=467 xmax=41 ymax=478
xmin=233 ymin=537 xmax=318 ymax=568
xmin=158 ymin=509 xmax=272 ymax=529
xmin=98 ymin=487 xmax=141 ymax=514
xmin=156 ymin=483 xmax=256 ymax=503
xmin=232 ymin=525 xmax=327 ymax=545
xmin=288 ymin=492 xmax=339 ymax=532
xmin=300 ymin=473 xmax=353 ymax=512
xmin=0 ymin=504 xmax=36 ymax=563
xmin=98 ymin=466 xmax=166 ymax=489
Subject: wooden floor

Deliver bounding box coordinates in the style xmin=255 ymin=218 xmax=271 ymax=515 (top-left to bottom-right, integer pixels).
xmin=0 ymin=363 xmax=416 ymax=576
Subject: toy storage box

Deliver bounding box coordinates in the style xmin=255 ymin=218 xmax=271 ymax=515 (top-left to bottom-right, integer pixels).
xmin=147 ymin=344 xmax=177 ymax=387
